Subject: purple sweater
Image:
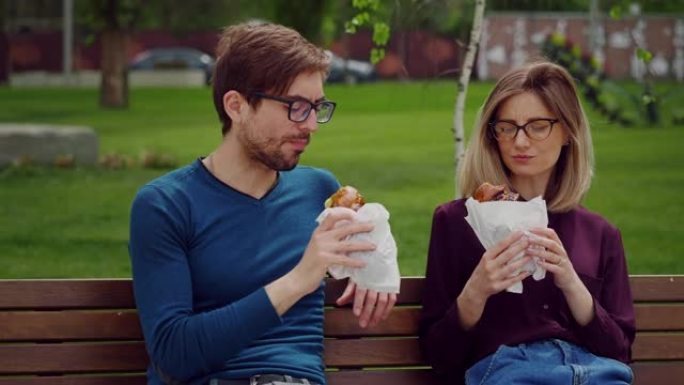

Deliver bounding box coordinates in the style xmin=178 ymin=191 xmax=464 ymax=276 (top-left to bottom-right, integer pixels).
xmin=419 ymin=199 xmax=635 ymax=382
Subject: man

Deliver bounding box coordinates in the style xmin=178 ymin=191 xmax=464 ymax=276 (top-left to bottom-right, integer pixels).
xmin=129 ymin=22 xmax=396 ymax=385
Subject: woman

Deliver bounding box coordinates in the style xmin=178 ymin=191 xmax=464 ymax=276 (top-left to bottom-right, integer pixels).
xmin=419 ymin=61 xmax=635 ymax=385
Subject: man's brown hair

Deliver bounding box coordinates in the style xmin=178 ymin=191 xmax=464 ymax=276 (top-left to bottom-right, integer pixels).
xmin=212 ymin=21 xmax=330 ymax=135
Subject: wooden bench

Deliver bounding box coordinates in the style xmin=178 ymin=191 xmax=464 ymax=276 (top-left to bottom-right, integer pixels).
xmin=1 ymin=276 xmax=683 ymax=384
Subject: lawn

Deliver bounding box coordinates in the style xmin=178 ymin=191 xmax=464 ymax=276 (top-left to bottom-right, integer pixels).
xmin=0 ymin=81 xmax=683 ymax=278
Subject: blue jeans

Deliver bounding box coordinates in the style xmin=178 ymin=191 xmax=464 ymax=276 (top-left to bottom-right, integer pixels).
xmin=465 ymin=339 xmax=633 ymax=385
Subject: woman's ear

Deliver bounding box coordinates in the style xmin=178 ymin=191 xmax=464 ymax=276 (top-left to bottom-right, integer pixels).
xmin=223 ymin=90 xmax=246 ymax=124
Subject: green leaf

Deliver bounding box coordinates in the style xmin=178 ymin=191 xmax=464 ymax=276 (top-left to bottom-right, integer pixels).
xmin=550 ymin=32 xmax=565 ymax=46
xmin=609 ymin=5 xmax=622 ymax=20
xmin=370 ymin=48 xmax=385 ymax=65
xmin=372 ymin=22 xmax=390 ymax=46
xmin=352 ymin=0 xmax=380 ymax=11
xmin=636 ymin=48 xmax=653 ymax=63
xmin=352 ymin=0 xmax=367 ymax=8
xmin=344 ymin=22 xmax=357 ymax=34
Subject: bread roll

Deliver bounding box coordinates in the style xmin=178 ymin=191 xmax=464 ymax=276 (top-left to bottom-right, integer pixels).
xmin=473 ymin=182 xmax=519 ymax=202
xmin=325 ymin=186 xmax=366 ymax=211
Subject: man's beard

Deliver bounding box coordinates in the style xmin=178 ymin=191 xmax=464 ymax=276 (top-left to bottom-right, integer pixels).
xmin=239 ymin=125 xmax=308 ymax=171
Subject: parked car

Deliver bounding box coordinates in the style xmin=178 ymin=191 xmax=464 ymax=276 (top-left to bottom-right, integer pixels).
xmin=129 ymin=47 xmax=215 ymax=85
xmin=325 ymin=50 xmax=377 ymax=84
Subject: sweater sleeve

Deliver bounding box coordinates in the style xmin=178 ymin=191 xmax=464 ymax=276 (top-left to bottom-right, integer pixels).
xmin=574 ymin=228 xmax=636 ymax=363
xmin=418 ymin=204 xmax=477 ymax=381
xmin=129 ymin=186 xmax=281 ymax=383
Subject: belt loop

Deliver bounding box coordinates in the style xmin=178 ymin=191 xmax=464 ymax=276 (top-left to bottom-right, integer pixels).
xmin=248 ymin=374 xmax=313 ymax=385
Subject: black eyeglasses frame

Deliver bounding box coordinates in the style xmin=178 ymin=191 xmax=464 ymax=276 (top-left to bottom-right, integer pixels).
xmin=489 ymin=118 xmax=559 ymax=141
xmin=252 ymin=92 xmax=337 ymax=124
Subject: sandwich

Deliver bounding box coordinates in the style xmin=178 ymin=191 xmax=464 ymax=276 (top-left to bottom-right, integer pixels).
xmin=325 ymin=185 xmax=365 ymax=211
xmin=473 ymin=182 xmax=519 ymax=202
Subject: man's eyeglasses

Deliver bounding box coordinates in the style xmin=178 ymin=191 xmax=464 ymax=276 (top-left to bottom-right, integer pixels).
xmin=252 ymin=92 xmax=337 ymax=124
xmin=490 ymin=118 xmax=559 ymax=141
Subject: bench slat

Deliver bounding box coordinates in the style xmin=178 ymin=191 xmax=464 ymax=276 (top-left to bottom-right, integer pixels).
xmin=0 ymin=340 xmax=424 ymax=373
xmin=2 ymin=304 xmax=681 ymax=342
xmin=324 ymin=304 xmax=684 ymax=337
xmin=0 ymin=342 xmax=149 ymax=374
xmin=1 ymin=276 xmax=682 ymax=309
xmin=632 ymin=334 xmax=684 ymax=360
xmin=631 ymin=361 xmax=684 ymax=385
xmin=0 ymin=278 xmax=425 ymax=310
xmin=1 ymin=333 xmax=682 ymax=374
xmin=0 ymin=280 xmax=134 ymax=310
xmin=630 ymin=276 xmax=684 ymax=302
xmin=0 ymin=376 xmax=147 ymax=385
xmin=327 ymin=369 xmax=437 ymax=385
xmin=323 ymin=338 xmax=422 ymax=367
xmin=0 ymin=311 xmax=142 ymax=341
xmin=324 ymin=307 xmax=419 ymax=337
xmin=635 ymin=304 xmax=684 ymax=331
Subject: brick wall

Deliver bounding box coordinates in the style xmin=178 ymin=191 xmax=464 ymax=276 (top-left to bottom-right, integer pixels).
xmin=478 ymin=13 xmax=684 ymax=80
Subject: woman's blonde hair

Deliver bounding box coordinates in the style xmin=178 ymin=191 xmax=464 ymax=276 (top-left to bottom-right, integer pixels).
xmin=458 ymin=61 xmax=594 ymax=212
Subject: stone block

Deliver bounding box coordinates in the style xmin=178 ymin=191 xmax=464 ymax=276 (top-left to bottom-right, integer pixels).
xmin=0 ymin=124 xmax=98 ymax=167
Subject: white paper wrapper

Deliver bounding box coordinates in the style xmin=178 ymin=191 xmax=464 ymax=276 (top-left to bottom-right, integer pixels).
xmin=316 ymin=203 xmax=400 ymax=293
xmin=464 ymin=197 xmax=549 ymax=293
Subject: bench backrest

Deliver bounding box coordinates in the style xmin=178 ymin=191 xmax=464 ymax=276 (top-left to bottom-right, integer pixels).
xmin=1 ymin=276 xmax=683 ymax=385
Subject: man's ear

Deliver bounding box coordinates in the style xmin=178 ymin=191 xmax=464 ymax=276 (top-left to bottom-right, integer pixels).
xmin=223 ymin=90 xmax=247 ymax=124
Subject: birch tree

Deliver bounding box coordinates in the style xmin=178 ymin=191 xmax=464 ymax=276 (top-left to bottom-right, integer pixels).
xmin=452 ymin=0 xmax=486 ymax=198
xmin=347 ymin=0 xmax=488 ymax=197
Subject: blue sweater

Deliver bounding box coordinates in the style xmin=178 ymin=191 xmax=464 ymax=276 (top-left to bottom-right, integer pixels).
xmin=129 ymin=159 xmax=339 ymax=385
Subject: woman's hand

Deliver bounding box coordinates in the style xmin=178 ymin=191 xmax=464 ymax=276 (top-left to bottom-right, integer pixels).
xmin=465 ymin=231 xmax=533 ymax=300
xmin=457 ymin=231 xmax=532 ymax=329
xmin=527 ymin=228 xmax=580 ymax=290
xmin=527 ymin=228 xmax=595 ymax=326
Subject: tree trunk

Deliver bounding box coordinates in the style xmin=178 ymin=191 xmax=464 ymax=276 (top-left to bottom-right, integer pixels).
xmin=0 ymin=32 xmax=8 ymax=85
xmin=0 ymin=7 xmax=8 ymax=85
xmin=100 ymin=29 xmax=128 ymax=108
xmin=452 ymin=0 xmax=486 ymax=198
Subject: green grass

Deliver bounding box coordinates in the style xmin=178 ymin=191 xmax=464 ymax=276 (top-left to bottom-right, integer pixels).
xmin=1 ymin=81 xmax=683 ymax=278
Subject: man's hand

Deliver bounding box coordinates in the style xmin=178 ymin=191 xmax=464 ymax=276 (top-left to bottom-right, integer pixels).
xmin=336 ymin=279 xmax=396 ymax=328
xmin=266 ymin=209 xmax=375 ymax=316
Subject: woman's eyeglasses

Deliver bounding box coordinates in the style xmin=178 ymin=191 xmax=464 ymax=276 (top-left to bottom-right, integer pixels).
xmin=253 ymin=92 xmax=337 ymax=124
xmin=490 ymin=118 xmax=558 ymax=141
